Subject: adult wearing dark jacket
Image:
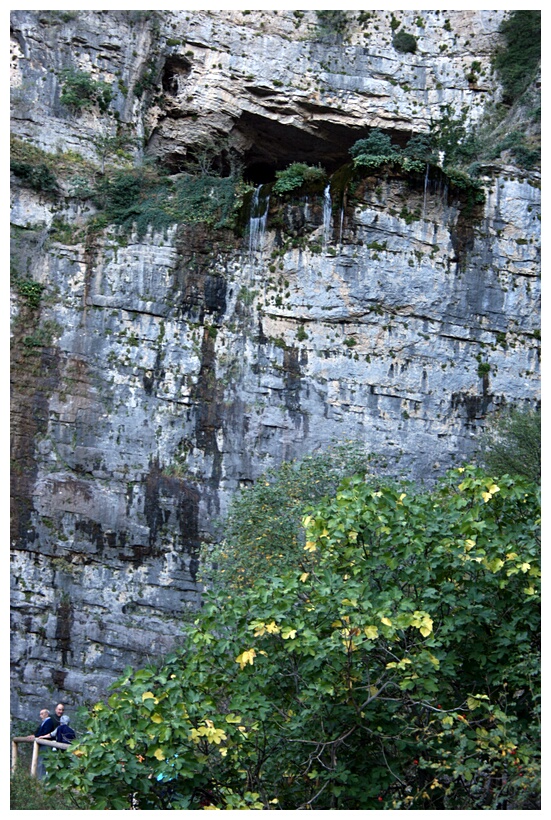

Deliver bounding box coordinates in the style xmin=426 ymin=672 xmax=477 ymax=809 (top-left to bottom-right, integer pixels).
xmin=51 ymin=715 xmax=76 ymax=745
xmin=25 ymin=709 xmax=56 ymax=779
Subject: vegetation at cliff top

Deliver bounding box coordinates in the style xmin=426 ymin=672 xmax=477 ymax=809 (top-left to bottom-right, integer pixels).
xmin=42 ymin=459 xmax=539 ymax=810
xmin=493 ymin=11 xmax=541 ymax=106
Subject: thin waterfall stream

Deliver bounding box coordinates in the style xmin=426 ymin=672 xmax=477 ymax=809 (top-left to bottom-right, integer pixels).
xmin=248 ymin=185 xmax=270 ymax=262
xmin=322 ymin=184 xmax=332 ymax=249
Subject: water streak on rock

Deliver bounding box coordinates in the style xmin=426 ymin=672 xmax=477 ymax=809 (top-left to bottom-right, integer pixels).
xmin=248 ymin=185 xmax=270 ymax=261
xmin=323 ymin=184 xmax=333 ymax=249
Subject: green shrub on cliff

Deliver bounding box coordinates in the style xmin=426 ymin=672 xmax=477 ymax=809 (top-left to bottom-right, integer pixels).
xmin=94 ymin=166 xmax=239 ymax=236
xmin=60 ymin=68 xmax=113 ymax=114
xmin=44 ymin=466 xmax=540 ymax=810
xmin=392 ymin=30 xmax=417 ymax=54
xmin=493 ymin=11 xmax=541 ymax=105
xmin=273 ymin=163 xmax=327 ymax=195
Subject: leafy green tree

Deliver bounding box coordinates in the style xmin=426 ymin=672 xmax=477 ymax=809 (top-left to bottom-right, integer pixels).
xmin=479 ymin=406 xmax=540 ymax=483
xmin=45 ymin=466 xmax=540 ymax=810
xmin=201 ymin=444 xmax=371 ymax=589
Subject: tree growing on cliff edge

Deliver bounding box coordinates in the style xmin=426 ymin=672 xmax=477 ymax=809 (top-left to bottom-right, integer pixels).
xmin=44 ymin=466 xmax=540 ymax=810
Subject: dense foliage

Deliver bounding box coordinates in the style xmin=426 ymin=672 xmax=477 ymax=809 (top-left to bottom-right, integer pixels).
xmin=45 ymin=466 xmax=540 ymax=810
xmin=94 ymin=167 xmax=242 ymax=236
xmin=392 ymin=30 xmax=417 ymax=54
xmin=201 ymin=444 xmax=371 ymax=589
xmin=273 ymin=163 xmax=327 ymax=195
xmin=493 ymin=11 xmax=541 ymax=105
xmin=348 ymin=129 xmax=485 ymax=204
xmin=479 ymin=407 xmax=540 ymax=484
xmin=11 ymin=767 xmax=86 ymax=810
xmin=10 ymin=159 xmax=58 ymax=194
xmin=59 ymin=68 xmax=113 ymax=114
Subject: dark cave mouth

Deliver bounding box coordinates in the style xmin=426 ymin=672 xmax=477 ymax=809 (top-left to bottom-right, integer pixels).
xmin=156 ymin=107 xmax=422 ymax=187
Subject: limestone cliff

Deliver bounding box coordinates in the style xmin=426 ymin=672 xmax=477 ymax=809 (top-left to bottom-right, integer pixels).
xmin=10 ymin=10 xmax=540 ymax=717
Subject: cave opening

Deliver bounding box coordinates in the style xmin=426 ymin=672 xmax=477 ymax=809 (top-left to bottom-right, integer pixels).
xmin=162 ymin=56 xmax=192 ymax=95
xmin=236 ymin=112 xmax=418 ymax=185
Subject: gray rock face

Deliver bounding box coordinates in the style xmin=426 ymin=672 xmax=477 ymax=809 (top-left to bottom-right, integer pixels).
xmin=10 ymin=10 xmax=540 ymax=718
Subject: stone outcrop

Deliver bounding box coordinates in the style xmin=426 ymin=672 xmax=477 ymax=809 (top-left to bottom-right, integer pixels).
xmin=10 ymin=10 xmax=540 ymax=718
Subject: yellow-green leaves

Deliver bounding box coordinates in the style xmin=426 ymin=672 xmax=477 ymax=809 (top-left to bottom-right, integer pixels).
xmin=154 ymin=748 xmax=165 ymax=761
xmin=386 ymin=658 xmax=413 ymax=669
xmin=252 ymin=620 xmax=280 ymax=637
xmin=410 ymin=611 xmax=433 ymax=636
xmin=364 ymin=625 xmax=379 ymax=639
xmin=481 ymin=483 xmax=500 ymax=503
xmin=467 ymin=694 xmax=489 ymax=710
xmin=235 ymin=648 xmax=256 ymax=669
xmin=281 ymin=626 xmax=297 ymax=640
xmin=189 ymin=720 xmax=227 ymax=745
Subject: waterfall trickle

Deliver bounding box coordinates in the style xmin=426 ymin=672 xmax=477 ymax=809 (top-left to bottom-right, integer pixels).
xmin=248 ymin=185 xmax=270 ymax=260
xmin=422 ymin=163 xmax=430 ymax=218
xmin=322 ymin=184 xmax=332 ymax=248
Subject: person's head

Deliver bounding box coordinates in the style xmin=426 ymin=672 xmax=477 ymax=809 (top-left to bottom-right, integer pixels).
xmin=39 ymin=709 xmax=49 ymax=720
xmin=60 ymin=715 xmax=70 ymax=725
xmin=55 ymin=703 xmax=64 ymax=718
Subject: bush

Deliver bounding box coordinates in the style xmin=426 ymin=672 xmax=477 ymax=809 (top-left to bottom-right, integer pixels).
xmin=10 ymin=160 xmax=58 ymax=194
xmin=94 ymin=167 xmax=239 ymax=236
xmin=392 ymin=30 xmax=417 ymax=54
xmin=479 ymin=406 xmax=540 ymax=483
xmin=15 ymin=279 xmax=45 ymax=309
xmin=349 ymin=129 xmax=396 ymax=159
xmin=273 ymin=163 xmax=327 ymax=195
xmin=44 ymin=466 xmax=540 ymax=810
xmin=315 ymin=10 xmax=349 ymax=37
xmin=403 ymin=133 xmax=438 ymax=163
xmin=493 ymin=11 xmax=541 ymax=104
xmin=60 ymin=69 xmax=113 ymax=114
xmin=11 ymin=766 xmax=85 ymax=810
xmin=349 ymin=130 xmax=430 ymax=176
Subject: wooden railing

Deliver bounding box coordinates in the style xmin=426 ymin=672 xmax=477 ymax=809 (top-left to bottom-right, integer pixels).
xmin=11 ymin=737 xmax=71 ymax=776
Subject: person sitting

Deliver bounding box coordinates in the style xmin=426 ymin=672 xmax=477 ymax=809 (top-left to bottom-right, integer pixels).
xmin=51 ymin=714 xmax=76 ymax=745
xmin=52 ymin=702 xmax=65 ymax=728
